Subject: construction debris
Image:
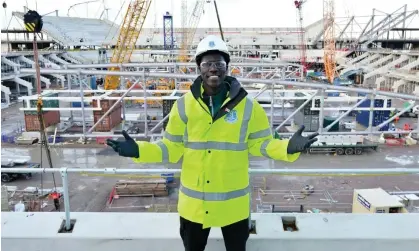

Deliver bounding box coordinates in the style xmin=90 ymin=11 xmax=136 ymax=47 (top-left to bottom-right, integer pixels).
xmin=301 ymin=185 xmax=314 ymax=195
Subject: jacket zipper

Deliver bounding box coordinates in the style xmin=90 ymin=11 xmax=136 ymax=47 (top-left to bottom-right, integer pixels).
xmin=197 ymin=98 xmax=212 ymax=119
xmin=209 ymin=96 xmax=214 ymax=118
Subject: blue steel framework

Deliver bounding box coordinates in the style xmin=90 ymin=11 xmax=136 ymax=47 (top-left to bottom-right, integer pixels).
xmin=163 ymin=12 xmax=174 ymax=50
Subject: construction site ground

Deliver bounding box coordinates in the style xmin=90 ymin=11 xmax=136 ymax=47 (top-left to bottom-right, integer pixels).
xmin=2 ymin=143 xmax=419 ymax=213
xmin=2 ymin=99 xmax=419 ymax=213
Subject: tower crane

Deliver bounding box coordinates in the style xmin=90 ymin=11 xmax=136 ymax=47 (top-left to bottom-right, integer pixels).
xmin=104 ymin=0 xmax=152 ymax=90
xmin=294 ymin=0 xmax=307 ymax=73
xmin=323 ymin=0 xmax=337 ymax=83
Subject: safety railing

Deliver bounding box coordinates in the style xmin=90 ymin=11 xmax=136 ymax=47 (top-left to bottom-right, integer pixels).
xmin=2 ymin=167 xmax=419 ymax=232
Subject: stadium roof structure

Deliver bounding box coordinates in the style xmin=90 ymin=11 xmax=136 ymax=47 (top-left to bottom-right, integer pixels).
xmin=11 ymin=5 xmax=419 ymax=48
xmin=13 ymin=12 xmax=120 ymax=47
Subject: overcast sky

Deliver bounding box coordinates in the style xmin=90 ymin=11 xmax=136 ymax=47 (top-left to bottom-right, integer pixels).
xmin=1 ymin=0 xmax=418 ymax=29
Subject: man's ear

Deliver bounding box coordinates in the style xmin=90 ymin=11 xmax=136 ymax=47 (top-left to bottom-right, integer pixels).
xmin=197 ymin=66 xmax=201 ymax=73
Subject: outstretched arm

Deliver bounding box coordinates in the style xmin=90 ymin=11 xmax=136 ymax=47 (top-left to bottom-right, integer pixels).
xmin=247 ymin=99 xmax=300 ymax=162
xmin=132 ymin=97 xmax=186 ymax=163
xmin=107 ymin=97 xmax=186 ymax=164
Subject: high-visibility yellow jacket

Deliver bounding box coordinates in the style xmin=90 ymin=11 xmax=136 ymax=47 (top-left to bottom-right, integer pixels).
xmin=133 ymin=76 xmax=300 ymax=228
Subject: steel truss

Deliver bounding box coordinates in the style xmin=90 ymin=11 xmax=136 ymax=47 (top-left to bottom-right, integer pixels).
xmin=332 ymin=5 xmax=419 ymax=48
xmin=62 ymin=62 xmax=304 ymax=80
xmin=19 ymin=67 xmax=419 ymax=141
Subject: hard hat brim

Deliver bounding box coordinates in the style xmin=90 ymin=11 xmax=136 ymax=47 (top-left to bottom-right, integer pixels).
xmin=195 ymin=50 xmax=230 ymax=66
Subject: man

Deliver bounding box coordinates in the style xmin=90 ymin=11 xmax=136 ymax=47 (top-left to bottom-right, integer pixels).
xmin=107 ymin=35 xmax=318 ymax=251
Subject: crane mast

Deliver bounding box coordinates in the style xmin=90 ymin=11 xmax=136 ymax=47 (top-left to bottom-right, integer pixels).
xmin=179 ymin=0 xmax=189 ymax=63
xmin=323 ymin=0 xmax=336 ymax=84
xmin=187 ymin=0 xmax=206 ymax=50
xmin=294 ymin=0 xmax=307 ymax=73
xmin=179 ymin=0 xmax=206 ymax=63
xmin=104 ymin=0 xmax=152 ymax=90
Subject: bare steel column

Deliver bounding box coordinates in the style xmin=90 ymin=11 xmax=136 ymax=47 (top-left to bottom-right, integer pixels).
xmin=78 ymin=74 xmax=86 ymax=141
xmin=318 ymin=89 xmax=325 ymax=133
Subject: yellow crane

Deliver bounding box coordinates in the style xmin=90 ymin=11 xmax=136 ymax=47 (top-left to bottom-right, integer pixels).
xmin=323 ymin=0 xmax=337 ymax=84
xmin=105 ymin=0 xmax=152 ymax=90
xmin=179 ymin=0 xmax=206 ymax=64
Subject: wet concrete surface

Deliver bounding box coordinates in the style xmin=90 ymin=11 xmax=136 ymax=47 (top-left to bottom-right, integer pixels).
xmin=1 ymin=144 xmax=419 ymax=213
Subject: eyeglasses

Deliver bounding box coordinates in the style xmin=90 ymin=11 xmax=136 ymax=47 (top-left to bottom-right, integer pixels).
xmin=200 ymin=61 xmax=227 ymax=69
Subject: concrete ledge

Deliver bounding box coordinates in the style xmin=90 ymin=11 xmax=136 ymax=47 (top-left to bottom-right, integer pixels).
xmin=2 ymin=212 xmax=419 ymax=251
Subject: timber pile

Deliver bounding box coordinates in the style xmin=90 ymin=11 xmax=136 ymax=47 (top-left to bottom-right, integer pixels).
xmin=114 ymin=179 xmax=169 ymax=197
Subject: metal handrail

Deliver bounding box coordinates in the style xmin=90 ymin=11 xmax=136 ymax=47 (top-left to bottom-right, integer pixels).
xmin=2 ymin=167 xmax=419 ymax=231
xmin=2 ymin=167 xmax=419 ymax=175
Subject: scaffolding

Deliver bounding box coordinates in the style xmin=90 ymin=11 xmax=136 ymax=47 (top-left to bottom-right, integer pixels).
xmin=16 ymin=64 xmax=419 ymax=141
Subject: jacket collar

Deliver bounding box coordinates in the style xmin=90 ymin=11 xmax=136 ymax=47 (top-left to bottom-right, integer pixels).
xmin=190 ymin=75 xmax=244 ymax=100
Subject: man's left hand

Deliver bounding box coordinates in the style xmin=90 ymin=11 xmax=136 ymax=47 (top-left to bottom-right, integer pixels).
xmin=287 ymin=125 xmax=319 ymax=154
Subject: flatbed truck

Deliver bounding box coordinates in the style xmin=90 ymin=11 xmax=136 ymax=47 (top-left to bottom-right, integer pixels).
xmin=307 ymin=135 xmax=379 ymax=155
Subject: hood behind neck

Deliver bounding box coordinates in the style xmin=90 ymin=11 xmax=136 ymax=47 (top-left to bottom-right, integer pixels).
xmin=191 ymin=75 xmax=244 ymax=100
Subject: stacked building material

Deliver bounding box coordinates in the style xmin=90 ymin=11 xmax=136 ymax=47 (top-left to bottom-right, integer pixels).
xmin=114 ymin=179 xmax=169 ymax=197
xmin=92 ymin=94 xmax=122 ymax=131
xmin=24 ymin=93 xmax=60 ymax=131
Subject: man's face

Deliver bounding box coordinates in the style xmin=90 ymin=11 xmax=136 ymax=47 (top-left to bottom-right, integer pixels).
xmin=199 ymin=54 xmax=227 ymax=88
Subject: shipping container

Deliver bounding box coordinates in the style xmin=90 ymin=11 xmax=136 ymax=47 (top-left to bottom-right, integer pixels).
xmin=93 ymin=107 xmax=122 ymax=131
xmin=356 ymin=112 xmax=390 ymax=131
xmin=24 ymin=111 xmax=60 ymax=131
xmin=29 ymin=93 xmax=59 ymax=109
xmin=356 ymin=96 xmax=391 ymax=131
xmin=92 ymin=94 xmax=121 ymax=111
xmin=295 ymin=111 xmax=319 ymax=132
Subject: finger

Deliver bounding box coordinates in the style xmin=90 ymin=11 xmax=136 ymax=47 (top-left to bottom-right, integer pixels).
xmin=111 ymin=144 xmax=119 ymax=152
xmin=308 ymin=132 xmax=319 ymax=139
xmin=106 ymin=139 xmax=117 ymax=146
xmin=122 ymin=130 xmax=132 ymax=141
xmin=106 ymin=140 xmax=119 ymax=151
xmin=306 ymin=138 xmax=318 ymax=146
xmin=106 ymin=140 xmax=119 ymax=152
xmin=296 ymin=125 xmax=305 ymax=135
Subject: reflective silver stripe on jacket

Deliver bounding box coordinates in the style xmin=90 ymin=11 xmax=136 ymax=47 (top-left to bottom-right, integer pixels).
xmin=248 ymin=128 xmax=271 ymax=140
xmin=177 ymin=96 xmax=189 ymax=142
xmin=177 ymin=96 xmax=188 ymax=124
xmin=164 ymin=131 xmax=183 ymax=143
xmin=156 ymin=141 xmax=169 ymax=162
xmin=260 ymin=139 xmax=271 ymax=158
xmin=180 ymin=184 xmax=250 ymax=201
xmin=239 ymin=97 xmax=254 ymax=142
xmin=185 ymin=141 xmax=247 ymax=151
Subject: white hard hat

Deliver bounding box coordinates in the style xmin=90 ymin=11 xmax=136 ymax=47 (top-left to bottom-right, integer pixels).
xmin=194 ymin=35 xmax=230 ymax=64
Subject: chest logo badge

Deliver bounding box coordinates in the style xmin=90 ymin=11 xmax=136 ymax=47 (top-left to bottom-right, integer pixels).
xmin=224 ymin=110 xmax=238 ymax=124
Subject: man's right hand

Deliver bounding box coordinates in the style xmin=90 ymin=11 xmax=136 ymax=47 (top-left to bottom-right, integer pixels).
xmin=106 ymin=130 xmax=139 ymax=158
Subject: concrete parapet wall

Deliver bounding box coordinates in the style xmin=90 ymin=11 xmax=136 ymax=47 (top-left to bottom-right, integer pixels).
xmin=2 ymin=212 xmax=419 ymax=251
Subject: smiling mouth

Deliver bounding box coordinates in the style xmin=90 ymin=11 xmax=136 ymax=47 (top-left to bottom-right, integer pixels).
xmin=208 ymin=76 xmax=219 ymax=81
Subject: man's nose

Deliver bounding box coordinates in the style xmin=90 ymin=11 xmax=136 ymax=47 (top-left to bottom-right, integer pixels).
xmin=209 ymin=66 xmax=218 ymax=72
